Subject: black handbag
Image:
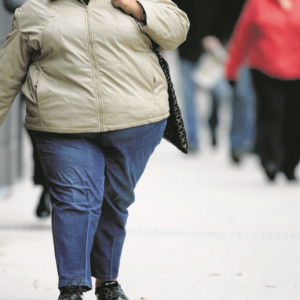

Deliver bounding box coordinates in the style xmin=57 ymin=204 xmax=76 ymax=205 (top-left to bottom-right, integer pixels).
xmin=153 ymin=49 xmax=188 ymax=154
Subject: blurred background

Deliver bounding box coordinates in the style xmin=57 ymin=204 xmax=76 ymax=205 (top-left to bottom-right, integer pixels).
xmin=1 ymin=0 xmax=300 ymax=299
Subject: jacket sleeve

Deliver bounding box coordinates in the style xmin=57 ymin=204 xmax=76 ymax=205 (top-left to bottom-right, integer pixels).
xmin=138 ymin=0 xmax=190 ymax=50
xmin=4 ymin=0 xmax=28 ymax=13
xmin=0 ymin=8 xmax=32 ymax=126
xmin=225 ymin=0 xmax=255 ymax=80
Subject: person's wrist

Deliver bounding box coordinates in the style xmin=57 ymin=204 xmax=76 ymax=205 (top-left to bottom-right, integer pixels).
xmin=128 ymin=1 xmax=142 ymax=21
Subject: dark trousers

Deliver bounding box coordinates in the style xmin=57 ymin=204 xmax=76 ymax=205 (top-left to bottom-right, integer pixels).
xmin=27 ymin=128 xmax=47 ymax=188
xmin=251 ymin=69 xmax=300 ymax=174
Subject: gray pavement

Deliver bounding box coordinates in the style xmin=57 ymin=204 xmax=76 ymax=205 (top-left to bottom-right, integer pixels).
xmin=1 ymin=130 xmax=300 ymax=300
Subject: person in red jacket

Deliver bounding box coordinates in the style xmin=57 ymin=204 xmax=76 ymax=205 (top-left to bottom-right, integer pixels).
xmin=226 ymin=0 xmax=300 ymax=181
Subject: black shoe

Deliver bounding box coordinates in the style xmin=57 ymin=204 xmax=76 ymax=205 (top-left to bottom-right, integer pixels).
xmin=209 ymin=128 xmax=217 ymax=147
xmin=264 ymin=163 xmax=277 ymax=182
xmin=36 ymin=188 xmax=51 ymax=218
xmin=283 ymin=170 xmax=298 ymax=181
xmin=95 ymin=281 xmax=129 ymax=300
xmin=231 ymin=150 xmax=241 ymax=164
xmin=58 ymin=277 xmax=86 ymax=300
xmin=58 ymin=286 xmax=84 ymax=300
xmin=211 ymin=132 xmax=217 ymax=147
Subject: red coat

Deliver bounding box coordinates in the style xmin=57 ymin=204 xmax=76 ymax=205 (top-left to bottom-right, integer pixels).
xmin=225 ymin=0 xmax=300 ymax=80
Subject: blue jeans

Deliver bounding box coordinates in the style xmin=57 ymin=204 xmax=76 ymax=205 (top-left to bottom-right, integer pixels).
xmin=230 ymin=68 xmax=256 ymax=154
xmin=179 ymin=59 xmax=199 ymax=151
xmin=210 ymin=79 xmax=232 ymax=139
xmin=30 ymin=120 xmax=166 ymax=289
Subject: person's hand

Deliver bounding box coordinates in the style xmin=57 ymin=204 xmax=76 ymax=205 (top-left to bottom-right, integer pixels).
xmin=111 ymin=0 xmax=142 ymax=21
xmin=278 ymin=0 xmax=292 ymax=10
xmin=202 ymin=36 xmax=222 ymax=52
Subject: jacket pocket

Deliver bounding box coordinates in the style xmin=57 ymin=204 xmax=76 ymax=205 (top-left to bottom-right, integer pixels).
xmin=34 ymin=72 xmax=41 ymax=103
xmin=153 ymin=71 xmax=158 ymax=95
xmin=36 ymin=71 xmax=48 ymax=104
xmin=22 ymin=66 xmax=40 ymax=104
xmin=41 ymin=18 xmax=54 ymax=51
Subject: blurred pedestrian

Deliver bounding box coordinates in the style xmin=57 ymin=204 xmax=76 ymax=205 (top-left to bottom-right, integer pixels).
xmin=174 ymin=0 xmax=248 ymax=152
xmin=229 ymin=67 xmax=256 ymax=163
xmin=226 ymin=0 xmax=300 ymax=181
xmin=174 ymin=0 xmax=203 ymax=152
xmin=201 ymin=35 xmax=256 ymax=162
xmin=208 ymin=0 xmax=255 ymax=163
xmin=0 ymin=0 xmax=189 ymax=299
xmin=3 ymin=0 xmax=51 ymax=218
xmin=201 ymin=36 xmax=230 ymax=148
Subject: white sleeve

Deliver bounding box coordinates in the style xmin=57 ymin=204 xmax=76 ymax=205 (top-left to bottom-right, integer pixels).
xmin=138 ymin=0 xmax=190 ymax=50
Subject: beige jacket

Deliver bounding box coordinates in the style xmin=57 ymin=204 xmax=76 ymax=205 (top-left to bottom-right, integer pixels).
xmin=0 ymin=0 xmax=189 ymax=133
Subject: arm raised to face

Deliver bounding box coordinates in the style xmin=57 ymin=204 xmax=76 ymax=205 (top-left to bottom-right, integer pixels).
xmin=112 ymin=0 xmax=190 ymax=50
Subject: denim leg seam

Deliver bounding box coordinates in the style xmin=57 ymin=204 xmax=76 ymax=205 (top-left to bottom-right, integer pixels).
xmin=33 ymin=136 xmax=60 ymax=286
xmin=85 ymin=210 xmax=91 ymax=287
xmin=84 ymin=139 xmax=99 ymax=287
xmin=109 ymin=228 xmax=117 ymax=279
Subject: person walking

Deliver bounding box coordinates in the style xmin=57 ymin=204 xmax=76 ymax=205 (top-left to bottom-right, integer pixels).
xmin=201 ymin=35 xmax=256 ymax=160
xmin=0 ymin=0 xmax=189 ymax=299
xmin=226 ymin=0 xmax=300 ymax=181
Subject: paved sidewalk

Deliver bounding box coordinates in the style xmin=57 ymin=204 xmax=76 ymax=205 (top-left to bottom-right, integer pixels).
xmin=1 ymin=130 xmax=300 ymax=300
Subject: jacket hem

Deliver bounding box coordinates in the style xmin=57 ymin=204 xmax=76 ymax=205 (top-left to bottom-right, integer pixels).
xmin=25 ymin=113 xmax=170 ymax=133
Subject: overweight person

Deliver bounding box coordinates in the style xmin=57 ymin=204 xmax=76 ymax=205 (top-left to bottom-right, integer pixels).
xmin=0 ymin=0 xmax=189 ymax=299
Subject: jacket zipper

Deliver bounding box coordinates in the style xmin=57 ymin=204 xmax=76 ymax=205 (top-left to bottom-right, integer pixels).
xmin=79 ymin=0 xmax=104 ymax=131
xmin=130 ymin=16 xmax=140 ymax=32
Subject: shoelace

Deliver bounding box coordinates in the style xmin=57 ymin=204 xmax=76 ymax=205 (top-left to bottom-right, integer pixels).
xmin=101 ymin=286 xmax=127 ymax=300
xmin=59 ymin=276 xmax=84 ymax=300
xmin=60 ymin=293 xmax=82 ymax=300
